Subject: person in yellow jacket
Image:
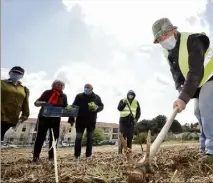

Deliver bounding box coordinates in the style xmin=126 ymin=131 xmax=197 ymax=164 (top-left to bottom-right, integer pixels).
xmin=1 ymin=66 xmax=30 ymax=141
xmin=152 ymin=18 xmax=213 ymax=162
xmin=117 ymin=90 xmax=141 ymax=153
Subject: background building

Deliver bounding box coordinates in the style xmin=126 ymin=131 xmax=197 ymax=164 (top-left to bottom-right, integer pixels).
xmin=3 ymin=118 xmax=119 ymax=145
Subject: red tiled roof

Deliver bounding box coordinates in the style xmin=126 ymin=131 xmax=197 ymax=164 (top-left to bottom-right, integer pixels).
xmin=96 ymin=122 xmax=119 ymax=128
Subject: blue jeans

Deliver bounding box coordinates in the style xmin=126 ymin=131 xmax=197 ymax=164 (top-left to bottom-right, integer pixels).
xmin=194 ymin=81 xmax=213 ymax=155
xmin=74 ymin=127 xmax=94 ymax=158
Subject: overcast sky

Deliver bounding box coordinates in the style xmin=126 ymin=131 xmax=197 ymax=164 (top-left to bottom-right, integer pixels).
xmin=1 ymin=0 xmax=213 ymax=124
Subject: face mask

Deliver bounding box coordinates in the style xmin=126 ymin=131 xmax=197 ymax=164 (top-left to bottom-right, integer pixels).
xmin=84 ymin=88 xmax=91 ymax=95
xmin=160 ymin=35 xmax=177 ymax=50
xmin=128 ymin=95 xmax=134 ymax=99
xmin=9 ymin=72 xmax=23 ymax=82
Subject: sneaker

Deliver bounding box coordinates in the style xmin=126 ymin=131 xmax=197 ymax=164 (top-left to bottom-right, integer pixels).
xmin=198 ymin=154 xmax=213 ymax=164
xmin=32 ymin=157 xmax=39 ymax=164
xmin=75 ymin=157 xmax=80 ymax=165
xmin=86 ymin=156 xmax=92 ymax=163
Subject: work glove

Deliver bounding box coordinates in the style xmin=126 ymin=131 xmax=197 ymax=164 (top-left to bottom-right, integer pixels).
xmin=88 ymin=102 xmax=98 ymax=111
xmin=65 ymin=105 xmax=72 ymax=110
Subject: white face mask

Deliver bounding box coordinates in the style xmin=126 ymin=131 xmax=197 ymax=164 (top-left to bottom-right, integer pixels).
xmin=128 ymin=95 xmax=134 ymax=99
xmin=160 ymin=35 xmax=177 ymax=50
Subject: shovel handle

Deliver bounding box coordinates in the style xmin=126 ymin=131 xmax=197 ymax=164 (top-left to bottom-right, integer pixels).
xmin=149 ymin=107 xmax=178 ymax=157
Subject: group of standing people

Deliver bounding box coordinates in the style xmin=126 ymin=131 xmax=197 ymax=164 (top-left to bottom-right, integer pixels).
xmin=1 ymin=17 xmax=213 ymax=164
xmin=1 ymin=67 xmax=140 ymax=163
xmin=0 ymin=68 xmax=105 ymax=163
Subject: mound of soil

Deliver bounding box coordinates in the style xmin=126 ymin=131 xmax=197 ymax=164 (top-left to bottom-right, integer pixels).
xmin=1 ymin=147 xmax=213 ymax=183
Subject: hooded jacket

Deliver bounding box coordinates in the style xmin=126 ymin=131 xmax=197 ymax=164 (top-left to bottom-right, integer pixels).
xmin=117 ymin=91 xmax=141 ymax=124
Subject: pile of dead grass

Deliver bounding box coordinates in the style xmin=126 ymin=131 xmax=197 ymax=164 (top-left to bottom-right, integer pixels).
xmin=1 ymin=147 xmax=213 ymax=183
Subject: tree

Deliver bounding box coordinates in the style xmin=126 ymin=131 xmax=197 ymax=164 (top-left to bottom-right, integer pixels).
xmin=169 ymin=119 xmax=182 ymax=134
xmin=133 ymin=132 xmax=147 ymax=144
xmin=134 ymin=119 xmax=150 ymax=135
xmin=82 ymin=128 xmax=105 ymax=146
xmin=182 ymin=122 xmax=200 ymax=133
xmin=150 ymin=115 xmax=167 ymax=134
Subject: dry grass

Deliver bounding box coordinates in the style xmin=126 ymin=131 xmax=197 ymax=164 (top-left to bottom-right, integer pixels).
xmin=1 ymin=145 xmax=213 ymax=183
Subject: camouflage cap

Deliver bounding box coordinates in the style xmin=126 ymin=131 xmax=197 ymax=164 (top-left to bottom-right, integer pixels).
xmin=152 ymin=18 xmax=177 ymax=44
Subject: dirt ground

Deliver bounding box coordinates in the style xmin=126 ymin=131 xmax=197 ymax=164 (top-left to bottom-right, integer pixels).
xmin=1 ymin=143 xmax=213 ymax=183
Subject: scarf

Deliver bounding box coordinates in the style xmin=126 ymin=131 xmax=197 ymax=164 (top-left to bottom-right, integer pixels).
xmin=48 ymin=89 xmax=61 ymax=105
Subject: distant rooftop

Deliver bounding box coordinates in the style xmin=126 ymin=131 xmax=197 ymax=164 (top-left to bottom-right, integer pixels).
xmin=26 ymin=118 xmax=119 ymax=128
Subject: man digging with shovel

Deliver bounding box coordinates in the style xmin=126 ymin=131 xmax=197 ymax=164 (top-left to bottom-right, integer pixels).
xmin=117 ymin=90 xmax=141 ymax=154
xmin=152 ymin=18 xmax=213 ymax=163
xmin=119 ymin=18 xmax=213 ymax=182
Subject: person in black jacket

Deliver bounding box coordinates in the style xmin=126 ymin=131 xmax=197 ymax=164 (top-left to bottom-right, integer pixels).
xmin=33 ymin=80 xmax=69 ymax=163
xmin=68 ymin=83 xmax=104 ymax=163
xmin=117 ymin=90 xmax=141 ymax=153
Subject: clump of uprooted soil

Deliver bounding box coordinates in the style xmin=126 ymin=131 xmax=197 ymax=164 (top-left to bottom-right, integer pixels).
xmin=1 ymin=146 xmax=213 ymax=183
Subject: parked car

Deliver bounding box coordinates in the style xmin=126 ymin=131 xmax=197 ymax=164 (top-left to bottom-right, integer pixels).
xmin=98 ymin=140 xmax=116 ymax=145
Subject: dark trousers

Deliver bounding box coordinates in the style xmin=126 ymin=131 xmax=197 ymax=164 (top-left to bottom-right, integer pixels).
xmin=1 ymin=121 xmax=15 ymax=141
xmin=33 ymin=117 xmax=60 ymax=160
xmin=119 ymin=122 xmax=135 ymax=149
xmin=75 ymin=126 xmax=94 ymax=158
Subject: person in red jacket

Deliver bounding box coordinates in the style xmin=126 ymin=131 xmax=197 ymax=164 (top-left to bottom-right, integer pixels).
xmin=32 ymin=80 xmax=69 ymax=163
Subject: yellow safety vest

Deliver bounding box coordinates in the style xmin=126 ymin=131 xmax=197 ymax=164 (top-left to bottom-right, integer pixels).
xmin=120 ymin=98 xmax=138 ymax=118
xmin=163 ymin=32 xmax=213 ymax=87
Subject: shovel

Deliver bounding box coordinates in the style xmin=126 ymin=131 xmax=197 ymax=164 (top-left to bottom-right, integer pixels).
xmin=120 ymin=107 xmax=179 ymax=183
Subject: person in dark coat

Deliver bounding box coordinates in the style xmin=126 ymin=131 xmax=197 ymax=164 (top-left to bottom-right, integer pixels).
xmin=33 ymin=80 xmax=70 ymax=163
xmin=68 ymin=83 xmax=104 ymax=163
xmin=117 ymin=90 xmax=141 ymax=153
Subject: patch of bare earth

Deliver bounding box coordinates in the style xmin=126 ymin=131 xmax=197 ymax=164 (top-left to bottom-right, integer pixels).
xmin=1 ymin=145 xmax=213 ymax=183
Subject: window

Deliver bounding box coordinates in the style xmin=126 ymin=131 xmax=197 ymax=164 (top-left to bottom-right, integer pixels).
xmin=22 ymin=125 xmax=26 ymax=132
xmin=69 ymin=128 xmax=72 ymax=133
xmin=32 ymin=133 xmax=37 ymax=141
xmin=103 ymin=128 xmax=110 ymax=133
xmin=19 ymin=134 xmax=24 ymax=141
xmin=113 ymin=128 xmax=118 ymax=133
xmin=104 ymin=134 xmax=110 ymax=140
xmin=9 ymin=138 xmax=14 ymax=142
xmin=68 ymin=138 xmax=71 ymax=141
xmin=33 ymin=124 xmax=37 ymax=132
xmin=112 ymin=134 xmax=118 ymax=139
